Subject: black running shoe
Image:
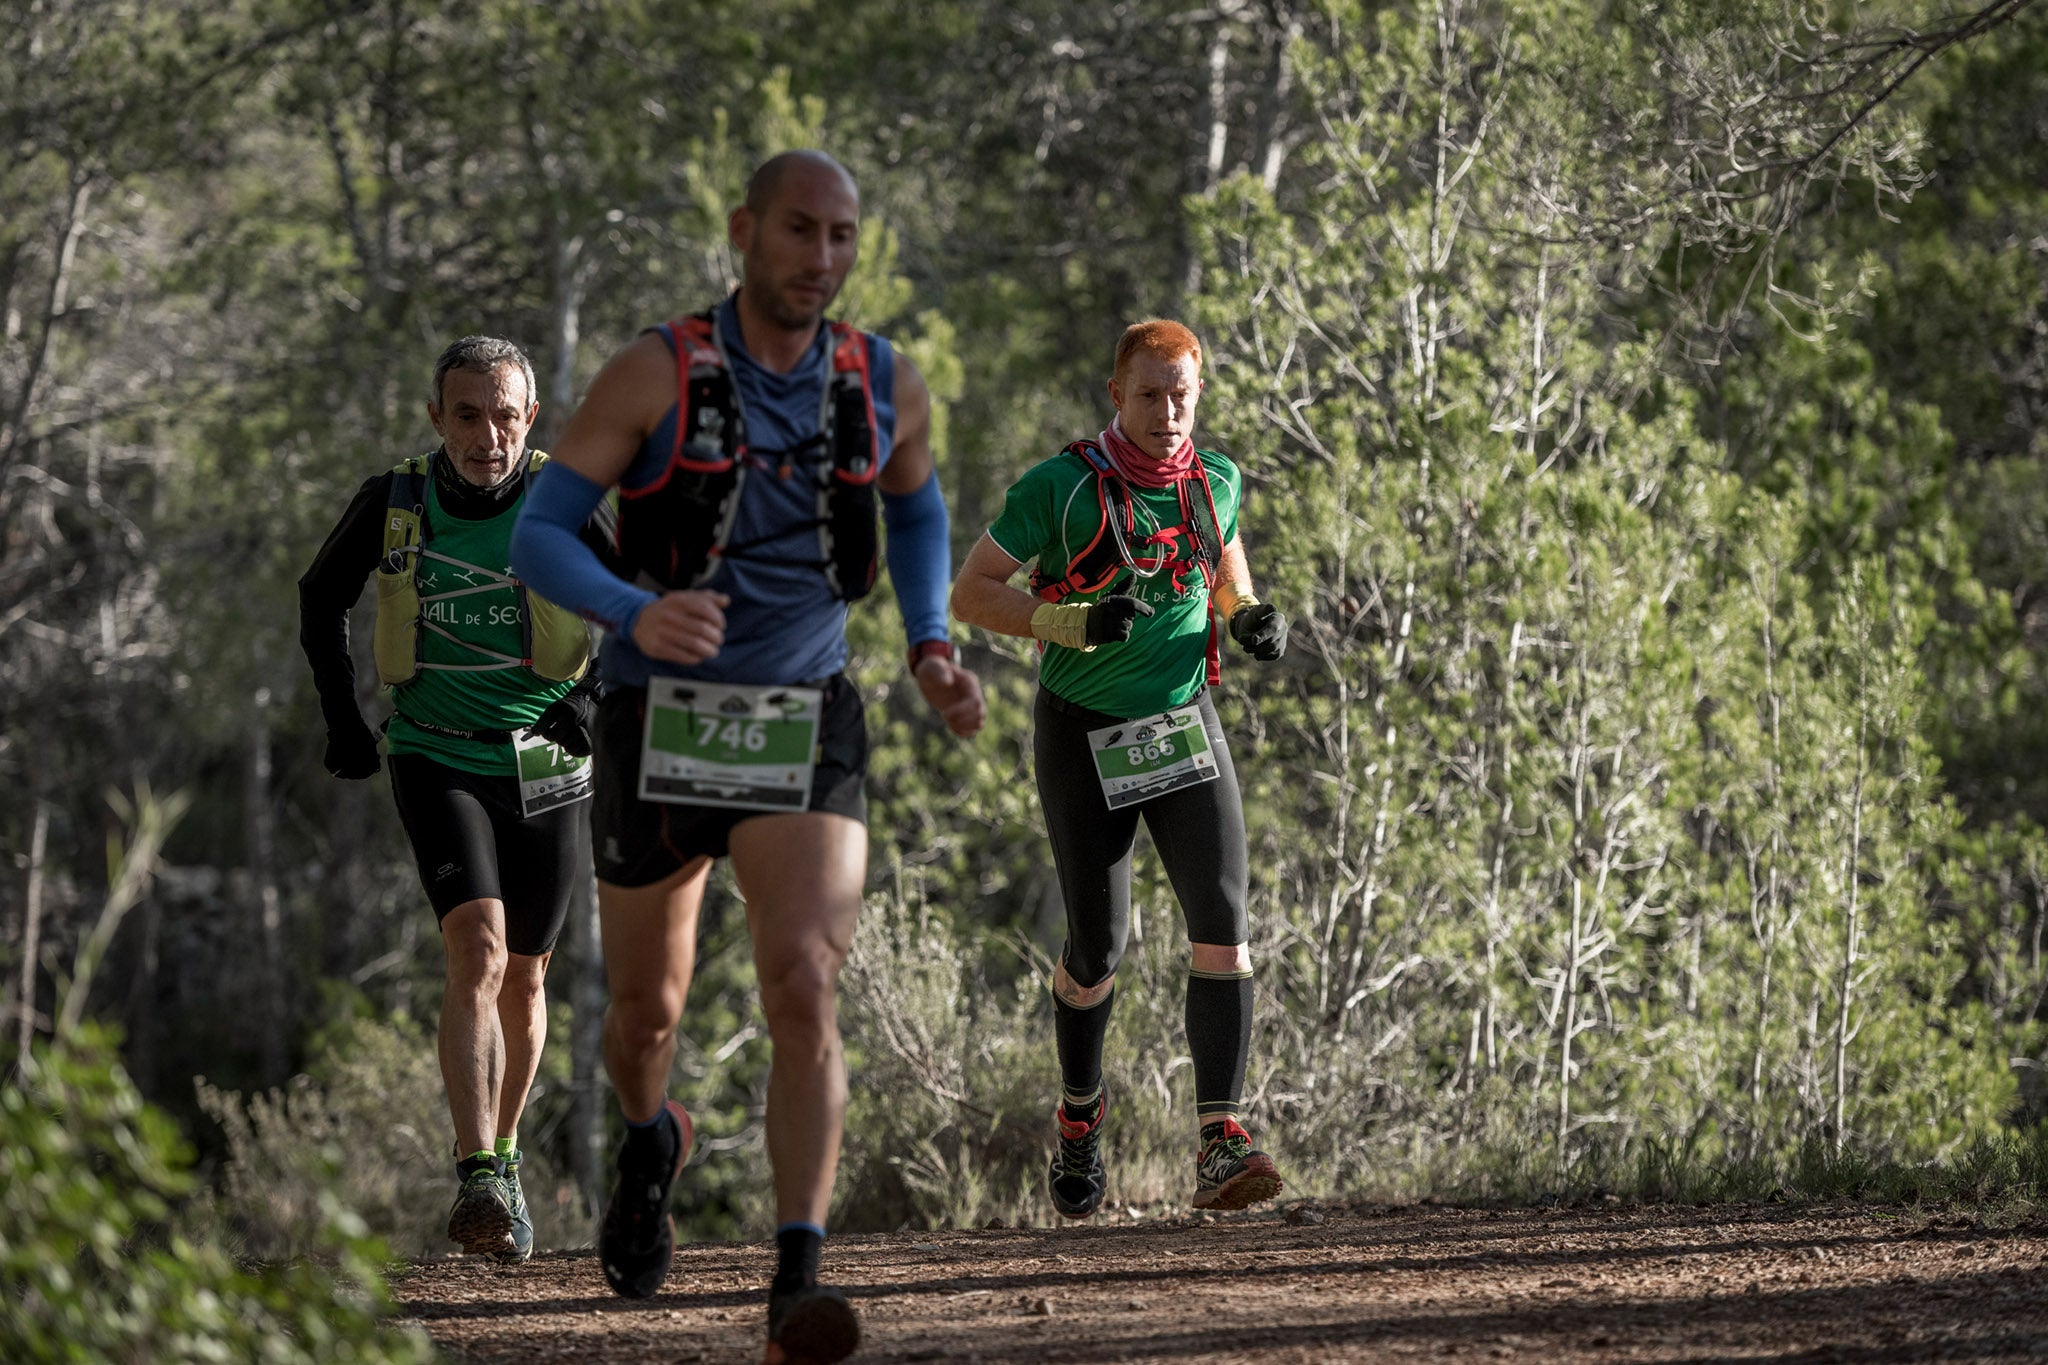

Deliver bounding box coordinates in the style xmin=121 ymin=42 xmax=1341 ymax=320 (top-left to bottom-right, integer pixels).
xmin=1047 ymin=1089 xmax=1109 ymax=1219
xmin=497 ymin=1148 xmax=534 ymax=1264
xmin=1191 ymin=1117 xmax=1283 ymax=1211
xmin=766 ymin=1283 xmax=860 ymax=1365
xmin=599 ymin=1099 xmax=694 ymax=1298
xmin=447 ymin=1163 xmax=517 ymax=1256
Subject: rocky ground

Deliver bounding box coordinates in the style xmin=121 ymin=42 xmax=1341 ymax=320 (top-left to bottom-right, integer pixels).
xmin=397 ymin=1200 xmax=2048 ymax=1362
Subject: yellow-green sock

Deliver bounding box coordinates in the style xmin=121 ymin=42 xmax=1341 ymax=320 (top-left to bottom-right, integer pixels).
xmin=494 ymin=1135 xmax=515 ymax=1160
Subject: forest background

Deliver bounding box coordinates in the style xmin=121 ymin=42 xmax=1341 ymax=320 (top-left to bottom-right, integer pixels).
xmin=6 ymin=0 xmax=2048 ymax=1284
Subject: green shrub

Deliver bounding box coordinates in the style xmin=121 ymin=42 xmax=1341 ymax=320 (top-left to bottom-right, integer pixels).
xmin=195 ymin=1008 xmax=587 ymax=1260
xmin=0 ymin=1024 xmax=433 ymax=1365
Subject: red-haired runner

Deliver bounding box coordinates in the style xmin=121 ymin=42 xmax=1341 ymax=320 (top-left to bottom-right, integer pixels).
xmin=952 ymin=319 xmax=1291 ymax=1219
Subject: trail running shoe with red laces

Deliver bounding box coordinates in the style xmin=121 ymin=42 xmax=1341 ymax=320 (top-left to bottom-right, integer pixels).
xmin=1192 ymin=1117 xmax=1284 ymax=1211
xmin=1047 ymin=1090 xmax=1109 ymax=1219
xmin=447 ymin=1163 xmax=516 ymax=1256
xmin=763 ymin=1283 xmax=860 ymax=1365
xmin=599 ymin=1099 xmax=694 ymax=1298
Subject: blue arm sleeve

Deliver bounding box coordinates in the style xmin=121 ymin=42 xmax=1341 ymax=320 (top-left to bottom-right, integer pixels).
xmin=882 ymin=470 xmax=951 ymax=647
xmin=511 ymin=463 xmax=658 ymax=637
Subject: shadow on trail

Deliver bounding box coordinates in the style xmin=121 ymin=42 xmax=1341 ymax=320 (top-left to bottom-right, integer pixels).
xmin=865 ymin=1268 xmax=2046 ymax=1363
xmin=399 ymin=1212 xmax=2048 ymax=1363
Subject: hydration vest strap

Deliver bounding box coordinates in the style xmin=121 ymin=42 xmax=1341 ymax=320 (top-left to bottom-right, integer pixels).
xmin=417 ymin=617 xmax=527 ymax=670
xmin=1028 ymin=441 xmax=1228 ymax=683
xmin=1031 ymin=442 xmax=1124 ymax=603
xmin=614 ymin=310 xmax=880 ymax=599
xmin=410 ymin=547 xmax=519 ymax=601
xmin=666 ymin=316 xmax=740 ymax=474
xmin=388 ymin=457 xmax=431 ymax=677
xmin=823 ymin=326 xmax=880 ymax=483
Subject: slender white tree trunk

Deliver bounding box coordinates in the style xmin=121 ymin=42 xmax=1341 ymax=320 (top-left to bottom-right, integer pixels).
xmin=16 ymin=802 xmax=49 ymax=1063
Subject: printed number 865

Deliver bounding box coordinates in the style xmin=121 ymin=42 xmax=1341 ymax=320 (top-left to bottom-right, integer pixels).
xmin=1126 ymin=738 xmax=1175 ymax=766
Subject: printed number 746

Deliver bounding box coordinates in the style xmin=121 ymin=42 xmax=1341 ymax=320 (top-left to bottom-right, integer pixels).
xmin=697 ymin=716 xmax=769 ymax=752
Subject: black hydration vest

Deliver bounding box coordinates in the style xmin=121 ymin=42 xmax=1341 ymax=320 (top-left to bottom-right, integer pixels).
xmin=611 ymin=309 xmax=881 ymax=599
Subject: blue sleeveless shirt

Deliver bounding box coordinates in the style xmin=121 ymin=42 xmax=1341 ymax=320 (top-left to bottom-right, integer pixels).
xmin=597 ymin=295 xmax=898 ymax=688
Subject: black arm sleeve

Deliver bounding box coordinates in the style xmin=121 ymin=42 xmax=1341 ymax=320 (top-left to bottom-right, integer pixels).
xmin=298 ymin=474 xmax=390 ymax=735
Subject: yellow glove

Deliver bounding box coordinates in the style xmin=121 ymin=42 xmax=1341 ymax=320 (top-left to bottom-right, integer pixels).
xmin=1030 ymin=602 xmax=1095 ymax=651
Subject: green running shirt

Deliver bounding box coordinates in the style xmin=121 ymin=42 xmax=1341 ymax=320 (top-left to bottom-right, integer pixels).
xmin=986 ymin=447 xmax=1241 ymax=719
xmin=383 ymin=477 xmax=575 ymax=776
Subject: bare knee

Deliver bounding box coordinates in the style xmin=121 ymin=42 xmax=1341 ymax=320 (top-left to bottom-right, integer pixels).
xmin=1190 ymin=942 xmax=1251 ymax=976
xmin=758 ymin=950 xmax=842 ymax=1045
xmin=443 ymin=904 xmax=508 ymax=997
xmin=502 ymin=951 xmax=549 ymax=1009
xmin=1053 ymin=957 xmax=1115 ymax=1009
xmin=608 ymin=977 xmax=685 ymax=1055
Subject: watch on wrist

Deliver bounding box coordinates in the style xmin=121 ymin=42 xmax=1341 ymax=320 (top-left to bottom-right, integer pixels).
xmin=907 ymin=638 xmax=956 ymax=671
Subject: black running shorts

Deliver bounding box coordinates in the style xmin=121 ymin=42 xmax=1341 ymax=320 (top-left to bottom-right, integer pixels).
xmin=386 ymin=751 xmax=587 ymax=956
xmin=1033 ymin=686 xmax=1250 ymax=985
xmin=590 ymin=674 xmax=869 ymax=887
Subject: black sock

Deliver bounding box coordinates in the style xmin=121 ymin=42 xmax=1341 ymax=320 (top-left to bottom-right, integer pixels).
xmin=1054 ymin=985 xmax=1115 ymax=1115
xmin=621 ymin=1105 xmax=677 ymax=1168
xmin=773 ymin=1223 xmax=824 ymax=1295
xmin=1186 ymin=970 xmax=1253 ymax=1125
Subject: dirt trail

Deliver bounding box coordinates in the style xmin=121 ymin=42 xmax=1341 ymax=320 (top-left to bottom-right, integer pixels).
xmin=398 ymin=1201 xmax=2048 ymax=1362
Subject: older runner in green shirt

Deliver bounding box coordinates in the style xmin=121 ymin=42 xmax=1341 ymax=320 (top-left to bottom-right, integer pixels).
xmin=952 ymin=319 xmax=1290 ymax=1219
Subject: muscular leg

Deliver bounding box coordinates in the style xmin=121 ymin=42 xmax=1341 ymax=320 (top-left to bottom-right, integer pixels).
xmin=439 ymin=898 xmax=511 ymax=1155
xmin=495 ymin=949 xmax=550 ymax=1141
xmin=599 ymin=858 xmax=714 ymax=1123
xmin=728 ymin=811 xmax=866 ymax=1228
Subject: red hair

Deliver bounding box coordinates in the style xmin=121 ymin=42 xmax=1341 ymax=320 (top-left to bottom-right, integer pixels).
xmin=1114 ymin=319 xmax=1202 ymax=380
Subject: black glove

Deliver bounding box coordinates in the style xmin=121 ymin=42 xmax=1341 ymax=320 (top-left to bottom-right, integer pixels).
xmin=524 ymin=689 xmax=595 ymax=757
xmin=323 ymin=722 xmax=381 ymax=779
xmin=1228 ymin=601 xmax=1289 ymax=661
xmin=1085 ymin=594 xmax=1155 ymax=646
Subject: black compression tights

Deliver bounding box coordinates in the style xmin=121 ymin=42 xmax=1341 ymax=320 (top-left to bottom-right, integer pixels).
xmin=1033 ymin=688 xmax=1250 ymax=988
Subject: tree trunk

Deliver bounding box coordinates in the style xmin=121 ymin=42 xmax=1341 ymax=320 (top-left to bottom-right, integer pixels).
xmin=568 ymin=869 xmax=608 ymax=1217
xmin=1181 ymin=9 xmax=1236 ymax=296
xmin=16 ymin=801 xmax=49 ymax=1064
xmin=1259 ymin=10 xmax=1303 ymax=192
xmin=125 ymin=890 xmax=162 ymax=1095
xmin=1832 ymin=666 xmax=1870 ymax=1153
xmin=0 ymin=172 xmax=90 ymax=474
xmin=541 ymin=230 xmax=586 ymax=449
xmin=245 ymin=688 xmax=289 ymax=1084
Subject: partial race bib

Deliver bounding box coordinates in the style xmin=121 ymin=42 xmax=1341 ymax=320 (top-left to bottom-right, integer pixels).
xmin=514 ymin=730 xmax=593 ymax=818
xmin=1087 ymin=703 xmax=1217 ymax=809
xmin=639 ymin=679 xmax=821 ymax=812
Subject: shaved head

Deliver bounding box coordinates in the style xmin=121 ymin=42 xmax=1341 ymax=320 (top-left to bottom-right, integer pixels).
xmin=729 ymin=150 xmax=863 ymax=339
xmin=744 ymin=150 xmax=859 ymax=217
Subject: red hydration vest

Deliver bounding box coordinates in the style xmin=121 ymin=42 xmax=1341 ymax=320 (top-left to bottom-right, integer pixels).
xmin=1027 ymin=439 xmax=1228 ymax=684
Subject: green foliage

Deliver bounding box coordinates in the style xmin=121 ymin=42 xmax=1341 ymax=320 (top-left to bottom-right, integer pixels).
xmin=0 ymin=1026 xmax=433 ymax=1365
xmin=9 ymin=0 xmax=2048 ymax=1264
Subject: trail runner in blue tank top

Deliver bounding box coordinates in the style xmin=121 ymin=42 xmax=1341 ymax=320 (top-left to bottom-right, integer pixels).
xmin=510 ymin=150 xmax=984 ymax=1365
